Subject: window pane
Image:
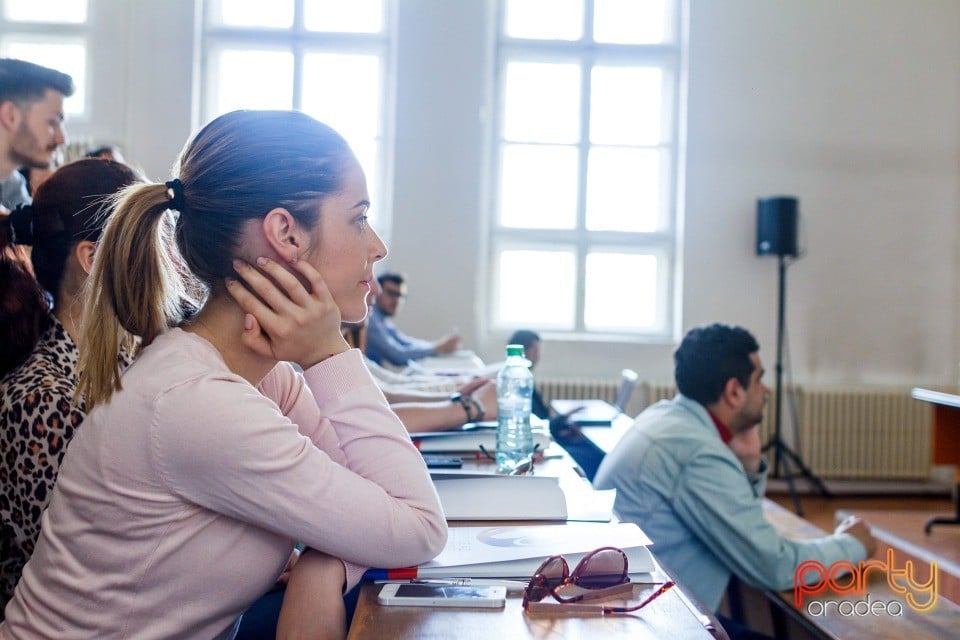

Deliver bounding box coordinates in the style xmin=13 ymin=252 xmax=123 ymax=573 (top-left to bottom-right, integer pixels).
xmin=590 ymin=66 xmax=662 ymax=145
xmin=4 ymin=0 xmax=86 ymax=22
xmin=211 ymin=49 xmax=293 ymax=116
xmin=497 ymin=249 xmax=575 ymax=329
xmin=500 ymin=144 xmax=578 ymax=230
xmin=214 ymin=0 xmax=293 ymax=28
xmin=504 ymin=0 xmax=582 ymax=41
xmin=586 ymin=147 xmax=660 ymax=232
xmin=1 ymin=40 xmax=86 ymax=116
xmin=305 ymin=0 xmax=383 ymax=33
xmin=585 ymin=253 xmax=657 ymax=330
xmin=594 ymin=0 xmax=669 ymax=45
xmin=503 ymin=61 xmax=580 ymax=144
xmin=302 ymin=53 xmax=381 ymax=142
xmin=350 ymin=137 xmax=381 ymax=225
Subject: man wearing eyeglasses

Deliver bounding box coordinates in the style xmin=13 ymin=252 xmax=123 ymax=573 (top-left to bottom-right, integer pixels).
xmin=365 ymin=271 xmax=461 ymax=366
xmin=595 ymin=324 xmax=875 ymax=640
xmin=0 ymin=59 xmax=73 ymax=214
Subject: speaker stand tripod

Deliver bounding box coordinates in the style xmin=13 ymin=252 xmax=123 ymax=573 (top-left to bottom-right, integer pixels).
xmin=762 ymin=254 xmax=832 ymax=516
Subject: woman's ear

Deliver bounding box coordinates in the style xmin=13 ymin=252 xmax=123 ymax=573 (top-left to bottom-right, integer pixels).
xmin=261 ymin=208 xmax=305 ymax=263
xmin=75 ymin=240 xmax=97 ymax=275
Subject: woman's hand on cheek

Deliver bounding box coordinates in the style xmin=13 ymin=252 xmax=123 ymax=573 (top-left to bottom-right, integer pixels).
xmin=226 ymin=256 xmax=349 ymax=368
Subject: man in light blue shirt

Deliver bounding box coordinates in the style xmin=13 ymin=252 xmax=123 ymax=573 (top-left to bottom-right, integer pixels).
xmin=365 ymin=272 xmax=460 ymax=366
xmin=595 ymin=324 xmax=874 ymax=632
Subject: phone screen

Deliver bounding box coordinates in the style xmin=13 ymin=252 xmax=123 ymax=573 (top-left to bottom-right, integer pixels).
xmin=394 ymin=584 xmax=491 ymax=599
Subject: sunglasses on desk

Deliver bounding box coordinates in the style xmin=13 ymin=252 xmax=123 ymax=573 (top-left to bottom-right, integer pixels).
xmin=522 ymin=546 xmax=675 ymax=615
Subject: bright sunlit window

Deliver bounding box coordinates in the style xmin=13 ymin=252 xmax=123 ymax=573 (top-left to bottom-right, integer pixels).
xmin=202 ymin=0 xmax=392 ymax=236
xmin=490 ymin=0 xmax=681 ymax=339
xmin=0 ymin=1 xmax=89 ymax=117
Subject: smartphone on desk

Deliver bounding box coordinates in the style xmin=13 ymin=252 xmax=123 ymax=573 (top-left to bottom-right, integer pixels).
xmin=377 ymin=583 xmax=506 ymax=608
xmin=422 ymin=455 xmax=463 ymax=469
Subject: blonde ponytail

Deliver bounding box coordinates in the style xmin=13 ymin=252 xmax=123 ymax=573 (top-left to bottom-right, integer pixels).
xmin=78 ymin=183 xmax=199 ymax=408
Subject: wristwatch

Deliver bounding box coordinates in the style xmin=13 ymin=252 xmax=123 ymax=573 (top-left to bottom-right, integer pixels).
xmin=468 ymin=396 xmax=486 ymax=422
xmin=449 ymin=392 xmax=471 ymax=421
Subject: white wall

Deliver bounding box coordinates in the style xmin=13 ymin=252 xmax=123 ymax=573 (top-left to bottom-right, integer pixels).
xmin=683 ymin=0 xmax=960 ymax=386
xmin=68 ymin=0 xmax=960 ymax=385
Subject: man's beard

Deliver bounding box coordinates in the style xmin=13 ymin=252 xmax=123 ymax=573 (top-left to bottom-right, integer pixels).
xmin=8 ymin=124 xmax=56 ymax=169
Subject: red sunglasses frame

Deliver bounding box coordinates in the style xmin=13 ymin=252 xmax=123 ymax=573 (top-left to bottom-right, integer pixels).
xmin=522 ymin=546 xmax=674 ymax=614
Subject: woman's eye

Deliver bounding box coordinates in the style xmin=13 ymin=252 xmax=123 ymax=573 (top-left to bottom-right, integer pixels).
xmin=356 ymin=215 xmax=368 ymax=229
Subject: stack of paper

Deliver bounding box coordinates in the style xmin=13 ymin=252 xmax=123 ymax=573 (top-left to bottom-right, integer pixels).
xmin=367 ymin=522 xmax=655 ymax=579
xmin=429 ymin=471 xmax=615 ymax=522
xmin=430 ymin=472 xmax=567 ymax=521
xmin=410 ymin=421 xmax=551 ymax=454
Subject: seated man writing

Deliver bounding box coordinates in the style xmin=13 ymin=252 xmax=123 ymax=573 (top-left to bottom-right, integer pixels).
xmin=594 ymin=323 xmax=875 ymax=636
xmin=365 ymin=272 xmax=461 ymax=366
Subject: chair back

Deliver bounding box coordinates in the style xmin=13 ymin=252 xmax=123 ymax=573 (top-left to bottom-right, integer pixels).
xmin=613 ymin=368 xmax=639 ymax=411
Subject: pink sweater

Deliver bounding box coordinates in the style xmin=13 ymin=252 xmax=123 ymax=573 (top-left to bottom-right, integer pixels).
xmin=1 ymin=329 xmax=447 ymax=639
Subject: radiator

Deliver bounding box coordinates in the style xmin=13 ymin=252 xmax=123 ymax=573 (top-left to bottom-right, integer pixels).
xmin=793 ymin=387 xmax=932 ymax=481
xmin=537 ymin=379 xmax=932 ymax=481
xmin=537 ymin=377 xmax=622 ymax=405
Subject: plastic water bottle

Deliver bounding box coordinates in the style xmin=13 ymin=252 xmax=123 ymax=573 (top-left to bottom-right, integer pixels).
xmin=495 ymin=344 xmax=534 ymax=473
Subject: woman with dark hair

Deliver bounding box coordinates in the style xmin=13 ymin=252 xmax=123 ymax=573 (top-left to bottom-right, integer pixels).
xmin=0 ymin=111 xmax=446 ymax=639
xmin=0 ymin=158 xmax=141 ymax=610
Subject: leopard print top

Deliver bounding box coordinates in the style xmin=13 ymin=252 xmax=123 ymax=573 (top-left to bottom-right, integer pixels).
xmin=0 ymin=316 xmax=84 ymax=607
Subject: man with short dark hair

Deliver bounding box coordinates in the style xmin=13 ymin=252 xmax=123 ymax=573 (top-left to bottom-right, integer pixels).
xmin=0 ymin=58 xmax=73 ymax=212
xmin=365 ymin=272 xmax=461 ymax=366
xmin=595 ymin=324 xmax=875 ymax=631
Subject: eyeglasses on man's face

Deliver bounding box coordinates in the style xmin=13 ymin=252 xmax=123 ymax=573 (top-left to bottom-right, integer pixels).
xmin=522 ymin=546 xmax=674 ymax=615
xmin=382 ymin=287 xmax=405 ymax=299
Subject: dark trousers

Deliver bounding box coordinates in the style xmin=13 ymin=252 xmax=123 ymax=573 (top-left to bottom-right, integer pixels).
xmin=236 ymin=582 xmax=362 ymax=640
xmin=548 ymin=416 xmax=607 ymax=482
xmin=716 ymin=614 xmax=775 ymax=640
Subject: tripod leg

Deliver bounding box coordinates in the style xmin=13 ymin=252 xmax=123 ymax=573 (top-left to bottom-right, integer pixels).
xmin=780 ymin=443 xmax=834 ymax=499
xmin=776 ymin=443 xmax=803 ymax=516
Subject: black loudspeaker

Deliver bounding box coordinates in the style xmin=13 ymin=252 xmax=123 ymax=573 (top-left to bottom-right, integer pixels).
xmin=756 ymin=196 xmax=799 ymax=257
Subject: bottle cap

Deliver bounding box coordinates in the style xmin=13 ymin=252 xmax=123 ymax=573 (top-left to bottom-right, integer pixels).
xmin=506 ymin=344 xmax=525 ymax=358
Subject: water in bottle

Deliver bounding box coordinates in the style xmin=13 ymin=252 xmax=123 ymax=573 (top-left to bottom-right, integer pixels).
xmin=495 ymin=344 xmax=534 ymax=473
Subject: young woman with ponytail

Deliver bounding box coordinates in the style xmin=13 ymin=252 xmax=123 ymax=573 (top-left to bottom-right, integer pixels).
xmin=0 ymin=110 xmax=446 ymax=640
xmin=0 ymin=159 xmax=140 ymax=611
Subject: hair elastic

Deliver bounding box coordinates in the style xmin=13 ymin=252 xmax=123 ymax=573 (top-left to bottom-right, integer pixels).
xmin=165 ymin=178 xmax=186 ymax=212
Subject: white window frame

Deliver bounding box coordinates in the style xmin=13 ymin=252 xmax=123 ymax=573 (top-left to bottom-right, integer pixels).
xmin=198 ymin=0 xmax=397 ymax=243
xmin=0 ymin=1 xmax=90 ymax=122
xmin=487 ymin=0 xmax=684 ymax=342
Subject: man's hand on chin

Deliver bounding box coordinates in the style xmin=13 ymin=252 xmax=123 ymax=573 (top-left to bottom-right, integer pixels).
xmin=727 ymin=424 xmax=763 ymax=475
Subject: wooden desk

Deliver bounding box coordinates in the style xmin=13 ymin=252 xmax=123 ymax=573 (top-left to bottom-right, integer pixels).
xmin=349 ymin=568 xmax=718 ymax=640
xmin=347 ymin=453 xmax=724 ymax=639
xmin=743 ymin=499 xmax=960 ymax=640
xmin=911 ymin=388 xmax=960 ymax=531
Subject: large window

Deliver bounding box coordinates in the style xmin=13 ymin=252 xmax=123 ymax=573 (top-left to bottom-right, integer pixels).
xmin=0 ymin=0 xmax=89 ymax=119
xmin=489 ymin=0 xmax=682 ymax=339
xmin=201 ymin=0 xmax=394 ymax=236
